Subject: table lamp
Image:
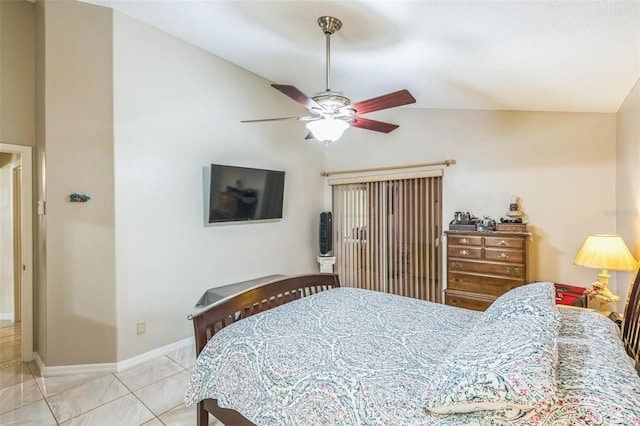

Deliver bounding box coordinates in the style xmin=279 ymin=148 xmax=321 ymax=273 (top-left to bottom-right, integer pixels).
xmin=574 ymin=234 xmax=638 ymax=314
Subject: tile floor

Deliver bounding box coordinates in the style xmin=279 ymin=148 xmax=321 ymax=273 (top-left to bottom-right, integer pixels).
xmin=0 ymin=344 xmax=224 ymax=425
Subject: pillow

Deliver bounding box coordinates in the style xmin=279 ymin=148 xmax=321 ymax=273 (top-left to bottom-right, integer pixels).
xmin=423 ymin=309 xmax=560 ymax=415
xmin=483 ymin=282 xmax=561 ymax=326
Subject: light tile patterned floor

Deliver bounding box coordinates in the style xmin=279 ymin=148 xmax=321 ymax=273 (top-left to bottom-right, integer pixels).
xmin=0 ymin=344 xmax=224 ymax=425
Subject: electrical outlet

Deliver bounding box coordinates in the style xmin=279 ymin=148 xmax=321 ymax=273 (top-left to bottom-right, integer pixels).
xmin=136 ymin=321 xmax=146 ymax=335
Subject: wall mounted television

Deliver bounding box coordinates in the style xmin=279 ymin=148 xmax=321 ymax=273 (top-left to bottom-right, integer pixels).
xmin=208 ymin=164 xmax=285 ymax=223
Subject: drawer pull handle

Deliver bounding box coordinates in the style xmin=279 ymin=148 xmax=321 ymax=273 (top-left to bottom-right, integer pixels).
xmin=499 ymin=252 xmax=509 ymax=259
xmin=506 ymin=267 xmax=521 ymax=274
xmin=451 ymin=262 xmax=462 ymax=269
xmin=459 ymin=249 xmax=470 ymax=256
xmin=453 ymin=278 xmax=462 ymax=284
xmin=460 ymin=238 xmax=469 ymax=244
xmin=498 ymin=240 xmax=508 ymax=246
xmin=450 ymin=299 xmax=459 ymax=306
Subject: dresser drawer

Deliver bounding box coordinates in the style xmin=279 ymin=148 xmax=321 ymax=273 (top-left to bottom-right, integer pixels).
xmin=448 ymin=273 xmax=524 ymax=297
xmin=448 ymin=260 xmax=525 ymax=278
xmin=484 ymin=248 xmax=524 ymax=263
xmin=444 ymin=290 xmax=494 ymax=312
xmin=444 ymin=231 xmax=529 ymax=304
xmin=447 ymin=234 xmax=483 ymax=246
xmin=447 ymin=246 xmax=482 ymax=259
xmin=484 ymin=236 xmax=524 ymax=249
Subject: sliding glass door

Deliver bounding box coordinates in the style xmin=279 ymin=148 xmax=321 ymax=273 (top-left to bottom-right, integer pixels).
xmin=331 ymin=173 xmax=442 ymax=302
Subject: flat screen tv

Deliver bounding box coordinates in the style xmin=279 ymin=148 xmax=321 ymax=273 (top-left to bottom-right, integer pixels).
xmin=208 ymin=164 xmax=285 ymax=223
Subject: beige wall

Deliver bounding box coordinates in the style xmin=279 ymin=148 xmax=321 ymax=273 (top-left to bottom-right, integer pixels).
xmin=616 ymin=78 xmax=640 ymax=307
xmin=0 ymin=0 xmax=35 ymax=148
xmin=112 ymin=12 xmax=324 ymax=360
xmin=325 ymin=108 xmax=618 ymax=305
xmin=0 ymin=0 xmax=35 ymax=333
xmin=39 ymin=0 xmax=116 ymax=366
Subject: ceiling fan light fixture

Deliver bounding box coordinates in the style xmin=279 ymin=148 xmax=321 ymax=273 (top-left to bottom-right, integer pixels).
xmin=242 ymin=16 xmax=414 ymax=140
xmin=312 ymin=92 xmax=351 ymax=114
xmin=306 ymin=117 xmax=349 ymax=142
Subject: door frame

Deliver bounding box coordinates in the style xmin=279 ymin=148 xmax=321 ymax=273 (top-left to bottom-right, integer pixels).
xmin=0 ymin=143 xmax=33 ymax=362
xmin=12 ymin=163 xmax=22 ymax=323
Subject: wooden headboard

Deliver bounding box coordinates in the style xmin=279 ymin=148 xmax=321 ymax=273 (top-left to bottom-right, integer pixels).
xmin=622 ymin=269 xmax=640 ymax=373
xmin=189 ymin=274 xmax=340 ymax=426
xmin=189 ymin=274 xmax=341 ymax=356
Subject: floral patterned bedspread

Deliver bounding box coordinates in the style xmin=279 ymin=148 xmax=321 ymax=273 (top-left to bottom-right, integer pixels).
xmin=184 ymin=288 xmax=640 ymax=425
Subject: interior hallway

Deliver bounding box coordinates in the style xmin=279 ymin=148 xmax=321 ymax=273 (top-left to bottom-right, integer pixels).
xmin=0 ymin=321 xmax=21 ymax=369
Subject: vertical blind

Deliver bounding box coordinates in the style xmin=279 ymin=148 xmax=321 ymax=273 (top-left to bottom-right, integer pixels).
xmin=331 ymin=173 xmax=442 ymax=302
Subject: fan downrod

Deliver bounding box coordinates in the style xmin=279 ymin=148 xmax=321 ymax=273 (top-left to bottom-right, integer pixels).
xmin=318 ymin=16 xmax=342 ymax=35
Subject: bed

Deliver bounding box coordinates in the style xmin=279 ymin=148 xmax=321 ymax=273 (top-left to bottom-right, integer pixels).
xmin=185 ymin=273 xmax=640 ymax=425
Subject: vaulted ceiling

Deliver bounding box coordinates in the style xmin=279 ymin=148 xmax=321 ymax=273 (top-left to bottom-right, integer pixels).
xmin=83 ymin=0 xmax=639 ymax=113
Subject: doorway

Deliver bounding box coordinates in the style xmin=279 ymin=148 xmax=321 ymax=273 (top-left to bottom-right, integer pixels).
xmin=0 ymin=143 xmax=33 ymax=366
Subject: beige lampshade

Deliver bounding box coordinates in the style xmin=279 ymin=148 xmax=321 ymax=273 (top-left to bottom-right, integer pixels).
xmin=574 ymin=234 xmax=638 ymax=271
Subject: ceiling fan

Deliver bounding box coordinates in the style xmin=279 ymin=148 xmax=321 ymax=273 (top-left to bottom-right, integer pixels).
xmin=241 ymin=16 xmax=416 ymax=143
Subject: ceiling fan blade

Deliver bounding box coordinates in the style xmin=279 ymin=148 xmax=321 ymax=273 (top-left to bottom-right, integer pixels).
xmin=348 ymin=89 xmax=416 ymax=115
xmin=351 ymin=117 xmax=399 ymax=133
xmin=241 ymin=116 xmax=314 ymax=123
xmin=271 ymin=84 xmax=322 ymax=111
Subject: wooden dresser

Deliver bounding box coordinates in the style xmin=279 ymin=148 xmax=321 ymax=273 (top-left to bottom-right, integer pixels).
xmin=444 ymin=230 xmax=530 ymax=311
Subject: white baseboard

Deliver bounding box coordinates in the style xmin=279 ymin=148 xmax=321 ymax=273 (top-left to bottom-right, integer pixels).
xmin=0 ymin=313 xmax=13 ymax=321
xmin=35 ymin=337 xmax=194 ymax=377
xmin=34 ymin=351 xmax=117 ymax=377
xmin=34 ymin=351 xmax=46 ymax=375
xmin=116 ymin=337 xmax=194 ymax=373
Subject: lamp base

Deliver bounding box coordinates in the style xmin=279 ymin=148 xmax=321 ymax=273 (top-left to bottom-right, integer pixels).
xmin=586 ymin=269 xmax=620 ymax=315
xmin=596 ymin=299 xmax=612 ymax=316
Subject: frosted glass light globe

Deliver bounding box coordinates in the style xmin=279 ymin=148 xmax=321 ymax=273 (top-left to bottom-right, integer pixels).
xmin=306 ymin=118 xmax=349 ymax=142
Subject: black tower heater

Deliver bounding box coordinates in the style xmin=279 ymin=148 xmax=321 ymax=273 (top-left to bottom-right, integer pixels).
xmin=319 ymin=211 xmax=333 ymax=256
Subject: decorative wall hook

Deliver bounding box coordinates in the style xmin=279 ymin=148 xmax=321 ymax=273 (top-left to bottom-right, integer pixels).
xmin=69 ymin=193 xmax=91 ymax=203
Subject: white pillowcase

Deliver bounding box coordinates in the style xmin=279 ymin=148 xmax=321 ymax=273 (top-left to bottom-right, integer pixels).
xmin=484 ymin=282 xmax=561 ymax=325
xmin=423 ymin=282 xmax=561 ymax=415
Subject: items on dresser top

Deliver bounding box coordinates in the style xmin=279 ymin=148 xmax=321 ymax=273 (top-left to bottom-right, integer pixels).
xmin=449 ymin=211 xmax=478 ymax=231
xmin=448 ymin=211 xmax=502 ymax=232
xmin=444 ymin=230 xmax=530 ymax=311
xmin=501 ymin=195 xmax=525 ymax=223
xmin=495 ymin=222 xmax=527 ymax=232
